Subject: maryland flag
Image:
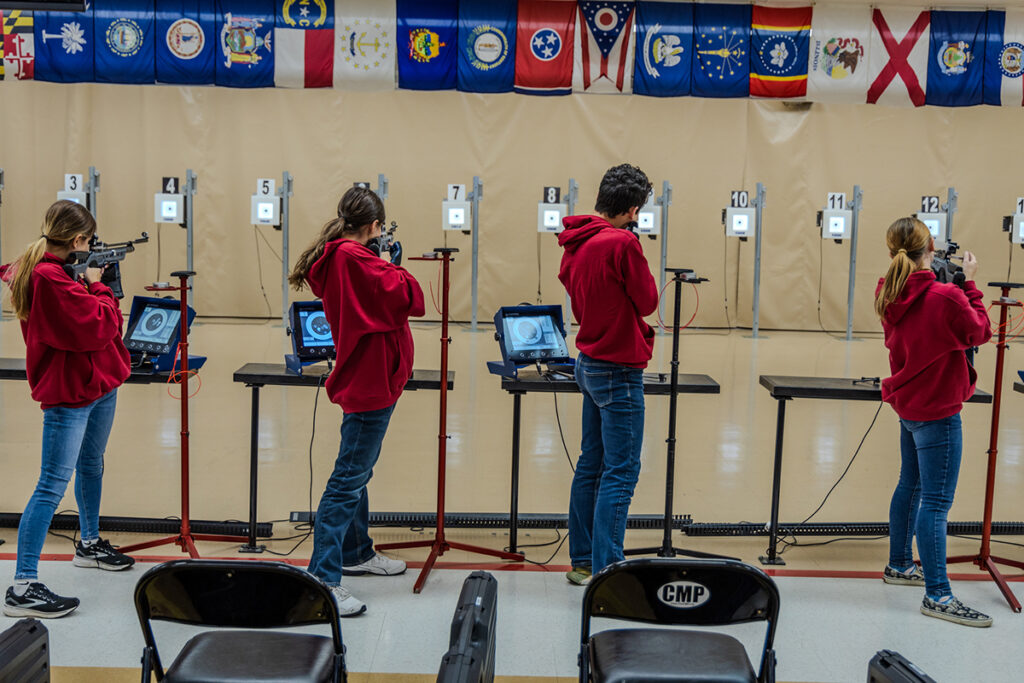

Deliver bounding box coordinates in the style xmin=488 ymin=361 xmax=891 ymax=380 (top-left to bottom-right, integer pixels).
xmin=2 ymin=10 xmax=35 ymax=80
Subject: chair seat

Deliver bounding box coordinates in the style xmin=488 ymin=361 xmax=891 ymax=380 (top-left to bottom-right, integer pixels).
xmin=589 ymin=628 xmax=757 ymax=683
xmin=164 ymin=630 xmax=337 ymax=683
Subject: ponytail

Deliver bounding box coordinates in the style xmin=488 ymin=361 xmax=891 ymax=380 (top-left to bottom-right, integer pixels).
xmin=875 ymin=217 xmax=932 ymax=320
xmin=8 ymin=238 xmax=49 ymax=320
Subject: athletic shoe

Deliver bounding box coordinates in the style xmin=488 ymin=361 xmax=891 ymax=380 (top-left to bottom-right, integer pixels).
xmin=342 ymin=553 xmax=407 ymax=576
xmin=4 ymin=583 xmax=80 ymax=619
xmin=921 ymin=596 xmax=993 ymax=628
xmin=73 ymin=538 xmax=135 ymax=571
xmin=331 ymin=585 xmax=367 ymax=618
xmin=566 ymin=567 xmax=592 ymax=586
xmin=883 ymin=564 xmax=925 ymax=586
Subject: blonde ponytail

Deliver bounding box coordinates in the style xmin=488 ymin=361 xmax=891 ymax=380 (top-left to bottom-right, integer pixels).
xmin=875 ymin=217 xmax=932 ymax=320
xmin=9 ymin=238 xmax=49 ymax=320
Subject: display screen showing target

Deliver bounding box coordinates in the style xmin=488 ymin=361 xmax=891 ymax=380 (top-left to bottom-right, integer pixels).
xmin=125 ymin=304 xmax=182 ymax=352
xmin=298 ymin=308 xmax=333 ymax=348
xmin=502 ymin=313 xmax=569 ymax=362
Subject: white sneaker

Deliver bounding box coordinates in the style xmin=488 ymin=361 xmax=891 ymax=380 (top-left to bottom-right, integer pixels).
xmin=330 ymin=585 xmax=366 ymax=618
xmin=343 ymin=553 xmax=407 ymax=576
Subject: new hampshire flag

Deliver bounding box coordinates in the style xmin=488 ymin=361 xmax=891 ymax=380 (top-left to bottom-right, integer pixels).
xmin=633 ymin=1 xmax=693 ymax=97
xmin=457 ymin=0 xmax=515 ymax=93
xmin=34 ymin=6 xmax=94 ymax=82
xmin=984 ymin=10 xmax=1024 ymax=106
xmin=692 ymin=3 xmax=750 ymax=98
xmin=94 ymin=0 xmax=155 ymax=84
xmin=926 ymin=11 xmax=986 ymax=107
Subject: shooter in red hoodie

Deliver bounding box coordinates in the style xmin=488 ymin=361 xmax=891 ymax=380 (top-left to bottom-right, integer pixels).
xmin=3 ymin=201 xmax=134 ymax=621
xmin=289 ymin=187 xmax=424 ymax=617
xmin=875 ymin=217 xmax=992 ymax=628
xmin=558 ymin=164 xmax=658 ymax=584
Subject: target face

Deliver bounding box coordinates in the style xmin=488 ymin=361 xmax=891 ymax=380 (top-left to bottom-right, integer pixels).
xmin=306 ymin=312 xmax=332 ymax=340
xmin=144 ymin=311 xmax=167 ymax=332
xmin=512 ymin=318 xmax=543 ymax=345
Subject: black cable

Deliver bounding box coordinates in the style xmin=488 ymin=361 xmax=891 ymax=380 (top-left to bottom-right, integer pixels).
xmin=536 ymin=235 xmax=543 ymax=304
xmin=722 ymin=236 xmax=733 ymax=329
xmin=817 ymin=238 xmax=847 ymax=340
xmin=155 ymin=224 xmax=162 ymax=281
xmin=778 ymin=535 xmax=888 ymax=555
xmin=256 ymin=225 xmax=284 ymax=263
xmin=537 ymin=362 xmax=576 ymax=473
xmin=46 ymin=509 xmax=80 ymax=545
xmin=253 ymin=226 xmax=273 ymax=318
xmin=950 ymin=534 xmax=1024 ymax=550
xmin=504 ymin=528 xmax=570 ymax=567
xmin=1008 ymin=242 xmax=1014 ymax=283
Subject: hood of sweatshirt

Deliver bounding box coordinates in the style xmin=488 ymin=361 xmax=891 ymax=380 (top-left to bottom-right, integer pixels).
xmin=880 ymin=269 xmax=936 ymax=325
xmin=557 ymin=215 xmax=616 ymax=253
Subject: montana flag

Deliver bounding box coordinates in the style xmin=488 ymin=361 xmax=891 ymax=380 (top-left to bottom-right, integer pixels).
xmin=215 ymin=0 xmax=274 ymax=87
xmin=94 ymin=1 xmax=155 ymax=84
xmin=156 ymin=0 xmax=216 ymax=85
xmin=34 ymin=7 xmax=94 ymax=83
xmin=692 ymin=3 xmax=750 ymax=98
xmin=333 ymin=0 xmax=396 ymax=91
xmin=867 ymin=7 xmax=931 ymax=107
xmin=397 ymin=0 xmax=456 ymax=90
xmin=514 ymin=0 xmax=575 ymax=95
xmin=573 ymin=1 xmax=635 ymax=94
xmin=457 ymin=0 xmax=516 ymax=93
xmin=926 ymin=11 xmax=986 ymax=107
xmin=750 ymin=5 xmax=811 ymax=98
xmin=806 ymin=4 xmax=872 ymax=104
xmin=274 ymin=0 xmax=333 ymax=88
xmin=633 ymin=1 xmax=693 ymax=97
xmin=2 ymin=10 xmax=34 ymax=80
xmin=984 ymin=10 xmax=1024 ymax=106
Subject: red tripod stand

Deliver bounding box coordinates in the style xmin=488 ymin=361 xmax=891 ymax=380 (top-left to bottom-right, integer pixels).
xmin=946 ymin=282 xmax=1024 ymax=612
xmin=119 ymin=271 xmax=248 ymax=558
xmin=376 ymin=249 xmax=524 ymax=593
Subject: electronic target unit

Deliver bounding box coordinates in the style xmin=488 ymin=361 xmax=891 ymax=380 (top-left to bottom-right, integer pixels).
xmin=486 ymin=305 xmax=573 ymax=378
xmin=723 ymin=190 xmax=755 ymax=239
xmin=636 ymin=193 xmax=661 ymax=238
xmin=443 ymin=183 xmax=472 ymax=233
xmin=538 ymin=186 xmax=567 ymax=233
xmin=57 ymin=173 xmax=87 ymax=206
xmin=251 ymin=177 xmax=281 ymax=227
xmin=285 ymin=300 xmax=336 ymax=375
xmin=123 ymin=296 xmax=205 ymax=373
xmin=155 ymin=177 xmax=184 ymax=224
xmin=1004 ymin=197 xmax=1024 ymax=247
xmin=818 ymin=192 xmax=853 ymax=241
xmin=916 ymin=194 xmax=949 ymax=250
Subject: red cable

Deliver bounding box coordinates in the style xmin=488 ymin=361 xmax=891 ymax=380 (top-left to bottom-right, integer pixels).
xmin=656 ymin=281 xmax=700 ymax=332
xmin=428 ymin=259 xmax=443 ymax=315
xmin=166 ymin=343 xmax=201 ymax=400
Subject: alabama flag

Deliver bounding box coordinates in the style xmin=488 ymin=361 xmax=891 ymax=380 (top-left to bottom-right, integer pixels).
xmin=867 ymin=7 xmax=931 ymax=107
xmin=573 ymin=1 xmax=635 ymax=93
xmin=274 ymin=0 xmax=333 ymax=87
xmin=984 ymin=9 xmax=1024 ymax=107
xmin=514 ymin=0 xmax=575 ymax=95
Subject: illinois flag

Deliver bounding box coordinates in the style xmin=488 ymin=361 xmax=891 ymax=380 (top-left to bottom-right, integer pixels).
xmin=94 ymin=1 xmax=156 ymax=84
xmin=156 ymin=0 xmax=216 ymax=85
xmin=397 ymin=0 xmax=456 ymax=90
xmin=867 ymin=7 xmax=931 ymax=107
xmin=985 ymin=10 xmax=1024 ymax=106
xmin=806 ymin=4 xmax=872 ymax=104
xmin=2 ymin=10 xmax=34 ymax=80
xmin=215 ymin=0 xmax=275 ymax=88
xmin=457 ymin=0 xmax=516 ymax=93
xmin=514 ymin=0 xmax=575 ymax=95
xmin=333 ymin=0 xmax=395 ymax=90
xmin=35 ymin=7 xmax=94 ymax=83
xmin=926 ymin=11 xmax=986 ymax=107
xmin=573 ymin=1 xmax=635 ymax=94
xmin=633 ymin=1 xmax=692 ymax=97
xmin=692 ymin=3 xmax=750 ymax=98
xmin=750 ymin=5 xmax=811 ymax=98
xmin=275 ymin=0 xmax=333 ymax=88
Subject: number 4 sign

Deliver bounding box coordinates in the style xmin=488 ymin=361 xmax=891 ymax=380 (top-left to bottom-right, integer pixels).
xmin=162 ymin=177 xmax=180 ymax=194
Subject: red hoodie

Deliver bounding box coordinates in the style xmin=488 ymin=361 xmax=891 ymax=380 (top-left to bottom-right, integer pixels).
xmin=558 ymin=216 xmax=658 ymax=368
xmin=877 ymin=270 xmax=992 ymax=421
xmin=1 ymin=254 xmax=130 ymax=409
xmin=308 ymin=239 xmax=425 ymax=413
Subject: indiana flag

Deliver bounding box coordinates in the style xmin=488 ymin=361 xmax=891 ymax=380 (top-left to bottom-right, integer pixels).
xmin=156 ymin=0 xmax=216 ymax=85
xmin=2 ymin=10 xmax=34 ymax=80
xmin=806 ymin=4 xmax=872 ymax=104
xmin=750 ymin=5 xmax=811 ymax=98
xmin=926 ymin=11 xmax=986 ymax=107
xmin=397 ymin=0 xmax=457 ymax=90
xmin=274 ymin=0 xmax=333 ymax=88
xmin=633 ymin=1 xmax=693 ymax=97
xmin=94 ymin=1 xmax=156 ymax=84
xmin=35 ymin=7 xmax=94 ymax=83
xmin=333 ymin=0 xmax=396 ymax=91
xmin=692 ymin=3 xmax=750 ymax=98
xmin=514 ymin=0 xmax=576 ymax=96
xmin=985 ymin=10 xmax=1024 ymax=106
xmin=457 ymin=0 xmax=516 ymax=93
xmin=867 ymin=7 xmax=931 ymax=107
xmin=573 ymin=1 xmax=635 ymax=94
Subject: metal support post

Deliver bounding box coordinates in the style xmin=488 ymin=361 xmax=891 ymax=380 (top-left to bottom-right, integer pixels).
xmin=565 ymin=178 xmax=578 ymax=333
xmin=846 ymin=185 xmax=863 ymax=341
xmin=469 ymin=176 xmax=482 ymax=330
xmin=279 ymin=171 xmax=294 ymax=328
xmin=184 ymin=169 xmax=197 ymax=308
xmin=657 ymin=181 xmax=672 ymax=325
xmin=752 ymin=182 xmax=766 ymax=338
xmin=86 ymin=166 xmax=100 ymax=219
xmin=944 ymin=186 xmax=958 ymax=244
xmin=375 ymin=173 xmax=389 ymax=201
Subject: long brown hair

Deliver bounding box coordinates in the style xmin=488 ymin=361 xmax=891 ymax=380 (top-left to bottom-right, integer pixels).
xmin=8 ymin=200 xmax=96 ymax=320
xmin=289 ymin=186 xmax=385 ymax=290
xmin=875 ymin=217 xmax=932 ymax=320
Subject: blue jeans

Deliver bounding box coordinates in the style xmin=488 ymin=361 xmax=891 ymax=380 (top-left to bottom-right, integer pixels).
xmin=569 ymin=353 xmax=645 ymax=573
xmin=889 ymin=413 xmax=963 ymax=599
xmin=308 ymin=403 xmax=395 ymax=586
xmin=16 ymin=389 xmax=118 ymax=581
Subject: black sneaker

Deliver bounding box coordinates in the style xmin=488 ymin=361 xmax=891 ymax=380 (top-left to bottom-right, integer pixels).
xmin=4 ymin=583 xmax=80 ymax=619
xmin=921 ymin=596 xmax=993 ymax=627
xmin=73 ymin=538 xmax=135 ymax=571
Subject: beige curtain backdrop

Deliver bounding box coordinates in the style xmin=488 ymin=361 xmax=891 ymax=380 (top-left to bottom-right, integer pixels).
xmin=0 ymin=79 xmax=1021 ymax=331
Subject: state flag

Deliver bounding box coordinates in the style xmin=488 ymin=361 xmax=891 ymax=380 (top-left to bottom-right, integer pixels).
xmin=692 ymin=3 xmax=750 ymax=99
xmin=215 ymin=0 xmax=275 ymax=88
xmin=397 ymin=0 xmax=457 ymax=90
xmin=34 ymin=7 xmax=94 ymax=83
xmin=333 ymin=0 xmax=396 ymax=91
xmin=806 ymin=4 xmax=872 ymax=104
xmin=94 ymin=1 xmax=156 ymax=84
xmin=573 ymin=1 xmax=635 ymax=94
xmin=2 ymin=10 xmax=35 ymax=81
xmin=275 ymin=0 xmax=333 ymax=88
xmin=926 ymin=11 xmax=986 ymax=107
xmin=750 ymin=5 xmax=811 ymax=99
xmin=457 ymin=0 xmax=516 ymax=93
xmin=514 ymin=0 xmax=576 ymax=96
xmin=867 ymin=7 xmax=931 ymax=107
xmin=633 ymin=1 xmax=693 ymax=98
xmin=983 ymin=10 xmax=1024 ymax=107
xmin=156 ymin=0 xmax=216 ymax=85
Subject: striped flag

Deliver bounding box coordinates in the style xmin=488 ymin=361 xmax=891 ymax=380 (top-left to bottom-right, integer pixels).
xmin=2 ymin=10 xmax=35 ymax=80
xmin=514 ymin=0 xmax=576 ymax=96
xmin=806 ymin=4 xmax=872 ymax=104
xmin=867 ymin=7 xmax=931 ymax=107
xmin=573 ymin=1 xmax=635 ymax=94
xmin=750 ymin=5 xmax=811 ymax=99
xmin=274 ymin=0 xmax=333 ymax=88
xmin=333 ymin=0 xmax=395 ymax=90
xmin=984 ymin=10 xmax=1024 ymax=107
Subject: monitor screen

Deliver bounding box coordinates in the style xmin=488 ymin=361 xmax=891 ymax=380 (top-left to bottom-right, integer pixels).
xmin=502 ymin=313 xmax=568 ymax=362
xmin=298 ymin=308 xmax=333 ymax=348
xmin=731 ymin=214 xmax=749 ymax=234
xmin=257 ymin=201 xmax=274 ymax=220
xmin=923 ymin=219 xmax=940 ymax=237
xmin=290 ymin=301 xmax=336 ymax=360
xmin=125 ymin=304 xmax=181 ymax=353
xmin=448 ymin=207 xmax=465 ymax=226
xmin=828 ymin=216 xmax=845 ymax=236
xmin=161 ymin=200 xmax=178 ymax=220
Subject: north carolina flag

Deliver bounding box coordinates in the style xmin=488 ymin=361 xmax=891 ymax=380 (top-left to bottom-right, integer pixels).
xmin=2 ymin=10 xmax=34 ymax=80
xmin=867 ymin=7 xmax=931 ymax=107
xmin=274 ymin=0 xmax=333 ymax=88
xmin=750 ymin=5 xmax=811 ymax=98
xmin=985 ymin=10 xmax=1024 ymax=106
xmin=514 ymin=0 xmax=576 ymax=95
xmin=573 ymin=1 xmax=635 ymax=94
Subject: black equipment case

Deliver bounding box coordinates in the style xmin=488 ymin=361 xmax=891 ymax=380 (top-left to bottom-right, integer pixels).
xmin=868 ymin=650 xmax=937 ymax=683
xmin=437 ymin=571 xmax=499 ymax=683
xmin=0 ymin=618 xmax=50 ymax=683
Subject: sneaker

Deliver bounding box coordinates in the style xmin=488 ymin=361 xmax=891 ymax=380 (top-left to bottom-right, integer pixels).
xmin=566 ymin=566 xmax=592 ymax=586
xmin=330 ymin=585 xmax=367 ymax=618
xmin=342 ymin=553 xmax=406 ymax=576
xmin=4 ymin=583 xmax=80 ymax=619
xmin=883 ymin=564 xmax=925 ymax=586
xmin=73 ymin=538 xmax=135 ymax=571
xmin=921 ymin=596 xmax=993 ymax=628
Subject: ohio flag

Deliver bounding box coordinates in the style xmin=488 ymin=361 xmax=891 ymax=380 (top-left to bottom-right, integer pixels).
xmin=985 ymin=10 xmax=1024 ymax=106
xmin=867 ymin=7 xmax=931 ymax=107
xmin=274 ymin=0 xmax=333 ymax=87
xmin=750 ymin=5 xmax=811 ymax=98
xmin=514 ymin=0 xmax=575 ymax=95
xmin=573 ymin=1 xmax=635 ymax=94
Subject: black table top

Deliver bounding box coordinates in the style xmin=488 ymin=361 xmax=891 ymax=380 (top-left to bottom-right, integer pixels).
xmin=760 ymin=375 xmax=992 ymax=404
xmin=233 ymin=363 xmax=453 ymax=390
xmin=0 ymin=358 xmax=175 ymax=385
xmin=501 ymin=369 xmax=719 ymax=395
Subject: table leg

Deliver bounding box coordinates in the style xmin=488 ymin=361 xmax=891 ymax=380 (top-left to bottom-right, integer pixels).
xmin=240 ymin=384 xmax=265 ymax=553
xmin=760 ymin=397 xmax=788 ymax=566
xmin=510 ymin=393 xmax=522 ymax=553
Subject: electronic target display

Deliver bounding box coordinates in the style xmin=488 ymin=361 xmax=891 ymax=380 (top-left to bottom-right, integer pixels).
xmin=124 ymin=302 xmax=182 ymax=355
xmin=501 ymin=310 xmax=569 ymax=362
xmin=288 ymin=300 xmax=336 ymax=362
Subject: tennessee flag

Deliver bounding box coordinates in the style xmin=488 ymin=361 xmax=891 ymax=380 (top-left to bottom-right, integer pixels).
xmin=750 ymin=5 xmax=812 ymax=98
xmin=514 ymin=0 xmax=575 ymax=95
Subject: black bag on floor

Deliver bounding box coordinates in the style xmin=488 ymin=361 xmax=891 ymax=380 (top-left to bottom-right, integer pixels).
xmin=437 ymin=571 xmax=498 ymax=683
xmin=868 ymin=649 xmax=936 ymax=683
xmin=0 ymin=618 xmax=50 ymax=683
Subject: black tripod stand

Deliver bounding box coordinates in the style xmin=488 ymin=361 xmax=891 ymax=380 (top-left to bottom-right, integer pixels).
xmin=625 ymin=268 xmax=736 ymax=560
